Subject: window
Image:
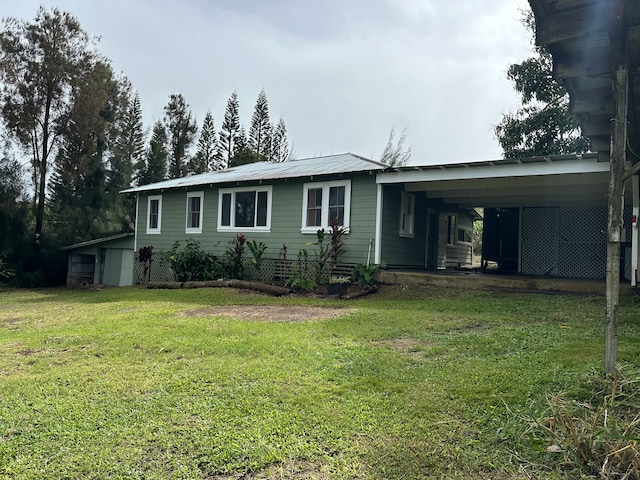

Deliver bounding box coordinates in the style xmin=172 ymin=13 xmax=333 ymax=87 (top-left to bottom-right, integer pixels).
xmin=457 ymin=228 xmax=473 ymax=244
xmin=186 ymin=191 xmax=204 ymax=234
xmin=147 ymin=195 xmax=162 ymax=234
xmin=218 ymin=186 xmax=272 ymax=231
xmin=301 ymin=180 xmax=351 ymax=233
xmin=399 ymin=192 xmax=415 ymax=237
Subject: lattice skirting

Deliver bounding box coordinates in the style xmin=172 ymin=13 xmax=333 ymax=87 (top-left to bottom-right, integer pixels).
xmin=521 ymin=206 xmax=631 ymax=279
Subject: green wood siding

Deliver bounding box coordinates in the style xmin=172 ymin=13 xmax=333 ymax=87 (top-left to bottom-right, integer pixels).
xmin=379 ymin=185 xmax=427 ymax=267
xmin=135 ymin=174 xmax=379 ymax=265
xmin=445 ymin=213 xmax=474 ymax=268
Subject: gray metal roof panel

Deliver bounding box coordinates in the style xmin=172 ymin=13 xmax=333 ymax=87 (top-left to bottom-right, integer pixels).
xmin=121 ymin=153 xmax=387 ymax=193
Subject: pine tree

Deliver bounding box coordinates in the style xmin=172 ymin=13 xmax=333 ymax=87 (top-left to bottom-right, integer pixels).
xmin=230 ymin=126 xmax=261 ymax=167
xmin=163 ymin=93 xmax=197 ymax=178
xmin=49 ymin=60 xmax=121 ymax=243
xmin=113 ymin=89 xmax=146 ymax=189
xmin=137 ymin=121 xmax=168 ymax=185
xmin=219 ymin=90 xmax=240 ymax=169
xmin=191 ymin=111 xmax=219 ymax=173
xmin=249 ymin=88 xmax=271 ymax=160
xmin=270 ymin=116 xmax=289 ymax=162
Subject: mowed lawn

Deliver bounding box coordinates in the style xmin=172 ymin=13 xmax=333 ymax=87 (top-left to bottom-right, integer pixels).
xmin=0 ymin=285 xmax=638 ymax=479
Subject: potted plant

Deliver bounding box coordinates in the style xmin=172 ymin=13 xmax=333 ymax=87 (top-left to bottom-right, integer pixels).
xmin=327 ymin=275 xmax=351 ymax=296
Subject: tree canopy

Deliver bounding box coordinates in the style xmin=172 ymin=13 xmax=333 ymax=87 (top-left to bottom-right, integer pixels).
xmin=494 ymin=11 xmax=590 ymax=158
xmin=0 ymin=7 xmax=102 ymax=245
xmin=0 ymin=7 xmax=294 ymax=285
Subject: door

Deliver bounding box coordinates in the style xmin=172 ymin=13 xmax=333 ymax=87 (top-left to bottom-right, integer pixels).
xmin=426 ymin=211 xmax=447 ymax=270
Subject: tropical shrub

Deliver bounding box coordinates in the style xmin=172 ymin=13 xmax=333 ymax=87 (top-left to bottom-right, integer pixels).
xmin=223 ymin=233 xmax=246 ymax=279
xmin=354 ymin=263 xmax=378 ymax=288
xmin=169 ymin=240 xmax=221 ymax=282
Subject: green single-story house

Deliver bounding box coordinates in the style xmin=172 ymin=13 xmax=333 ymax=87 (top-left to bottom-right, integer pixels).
xmin=121 ymin=153 xmax=477 ymax=284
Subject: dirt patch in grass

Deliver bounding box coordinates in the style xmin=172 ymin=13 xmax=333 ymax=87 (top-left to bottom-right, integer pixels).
xmin=205 ymin=458 xmax=335 ymax=479
xmin=373 ymin=337 xmax=439 ymax=358
xmin=181 ymin=305 xmax=350 ymax=323
xmin=1 ymin=317 xmax=23 ymax=329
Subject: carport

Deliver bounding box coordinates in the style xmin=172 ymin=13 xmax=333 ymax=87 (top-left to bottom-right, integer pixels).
xmin=377 ymin=152 xmax=633 ymax=281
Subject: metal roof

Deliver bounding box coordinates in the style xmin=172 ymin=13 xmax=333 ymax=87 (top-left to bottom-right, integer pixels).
xmin=61 ymin=232 xmax=134 ymax=251
xmin=121 ymin=153 xmax=387 ymax=194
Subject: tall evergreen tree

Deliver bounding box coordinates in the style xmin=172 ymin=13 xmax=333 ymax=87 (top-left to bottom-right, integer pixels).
xmin=270 ymin=116 xmax=289 ymax=163
xmin=219 ymin=90 xmax=240 ymax=169
xmin=49 ymin=60 xmax=121 ymax=243
xmin=0 ymin=7 xmax=100 ymax=245
xmin=191 ymin=110 xmax=219 ymax=173
xmin=494 ymin=11 xmax=589 ymax=158
xmin=163 ymin=93 xmax=197 ymax=178
xmin=230 ymin=126 xmax=261 ymax=167
xmin=249 ymin=88 xmax=271 ymax=160
xmin=110 ymin=87 xmax=145 ymax=226
xmin=112 ymin=89 xmax=145 ymax=191
xmin=137 ymin=121 xmax=167 ymax=186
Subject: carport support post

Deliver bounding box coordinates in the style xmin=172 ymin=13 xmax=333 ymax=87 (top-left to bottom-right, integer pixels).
xmin=605 ymin=66 xmax=628 ymax=375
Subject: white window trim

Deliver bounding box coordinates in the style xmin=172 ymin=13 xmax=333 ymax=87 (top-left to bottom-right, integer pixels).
xmin=301 ymin=180 xmax=351 ymax=234
xmin=217 ymin=185 xmax=272 ymax=232
xmin=399 ymin=191 xmax=415 ymax=238
xmin=146 ymin=195 xmax=162 ymax=235
xmin=185 ymin=191 xmax=204 ymax=234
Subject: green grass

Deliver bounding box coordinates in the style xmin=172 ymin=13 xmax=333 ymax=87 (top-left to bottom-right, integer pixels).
xmin=0 ymin=285 xmax=638 ymax=479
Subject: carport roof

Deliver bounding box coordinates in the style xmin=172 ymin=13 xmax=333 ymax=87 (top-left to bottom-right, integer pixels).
xmin=377 ymin=153 xmax=627 ymax=208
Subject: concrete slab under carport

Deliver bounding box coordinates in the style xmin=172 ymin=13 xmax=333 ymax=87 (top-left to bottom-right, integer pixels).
xmin=376 ymin=269 xmax=636 ymax=296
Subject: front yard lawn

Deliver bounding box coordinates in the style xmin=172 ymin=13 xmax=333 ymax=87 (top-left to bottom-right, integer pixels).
xmin=0 ymin=285 xmax=638 ymax=479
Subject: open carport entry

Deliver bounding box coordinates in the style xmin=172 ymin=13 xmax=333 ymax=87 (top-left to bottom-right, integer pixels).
xmin=377 ymin=153 xmax=636 ymax=282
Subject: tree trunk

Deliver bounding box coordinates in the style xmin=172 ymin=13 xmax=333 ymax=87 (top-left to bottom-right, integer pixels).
xmin=605 ymin=66 xmax=628 ymax=375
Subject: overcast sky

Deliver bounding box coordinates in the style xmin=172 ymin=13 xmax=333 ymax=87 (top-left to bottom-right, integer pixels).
xmin=4 ymin=0 xmax=533 ymax=165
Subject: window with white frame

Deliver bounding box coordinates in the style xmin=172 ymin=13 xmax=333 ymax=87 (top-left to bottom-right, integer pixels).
xmin=146 ymin=195 xmax=162 ymax=234
xmin=218 ymin=186 xmax=272 ymax=231
xmin=399 ymin=192 xmax=415 ymax=237
xmin=185 ymin=191 xmax=204 ymax=234
xmin=301 ymin=180 xmax=351 ymax=233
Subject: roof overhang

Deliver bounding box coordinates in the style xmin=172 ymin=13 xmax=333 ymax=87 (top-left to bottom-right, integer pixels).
xmin=377 ymin=154 xmax=629 ymax=208
xmin=527 ymin=0 xmax=640 ymax=161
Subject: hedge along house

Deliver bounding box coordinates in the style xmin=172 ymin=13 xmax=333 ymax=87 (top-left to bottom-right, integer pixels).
xmin=121 ymin=153 xmax=477 ymax=283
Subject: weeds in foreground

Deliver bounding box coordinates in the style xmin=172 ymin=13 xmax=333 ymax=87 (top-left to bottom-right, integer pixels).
xmin=523 ymin=364 xmax=640 ymax=479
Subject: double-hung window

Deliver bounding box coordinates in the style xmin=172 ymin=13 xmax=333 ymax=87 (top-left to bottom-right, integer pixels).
xmin=218 ymin=186 xmax=272 ymax=231
xmin=146 ymin=195 xmax=162 ymax=234
xmin=399 ymin=192 xmax=415 ymax=237
xmin=301 ymin=180 xmax=351 ymax=234
xmin=185 ymin=191 xmax=204 ymax=234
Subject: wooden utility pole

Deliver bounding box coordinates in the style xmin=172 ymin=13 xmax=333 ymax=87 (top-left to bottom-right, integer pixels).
xmin=604 ymin=66 xmax=628 ymax=375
